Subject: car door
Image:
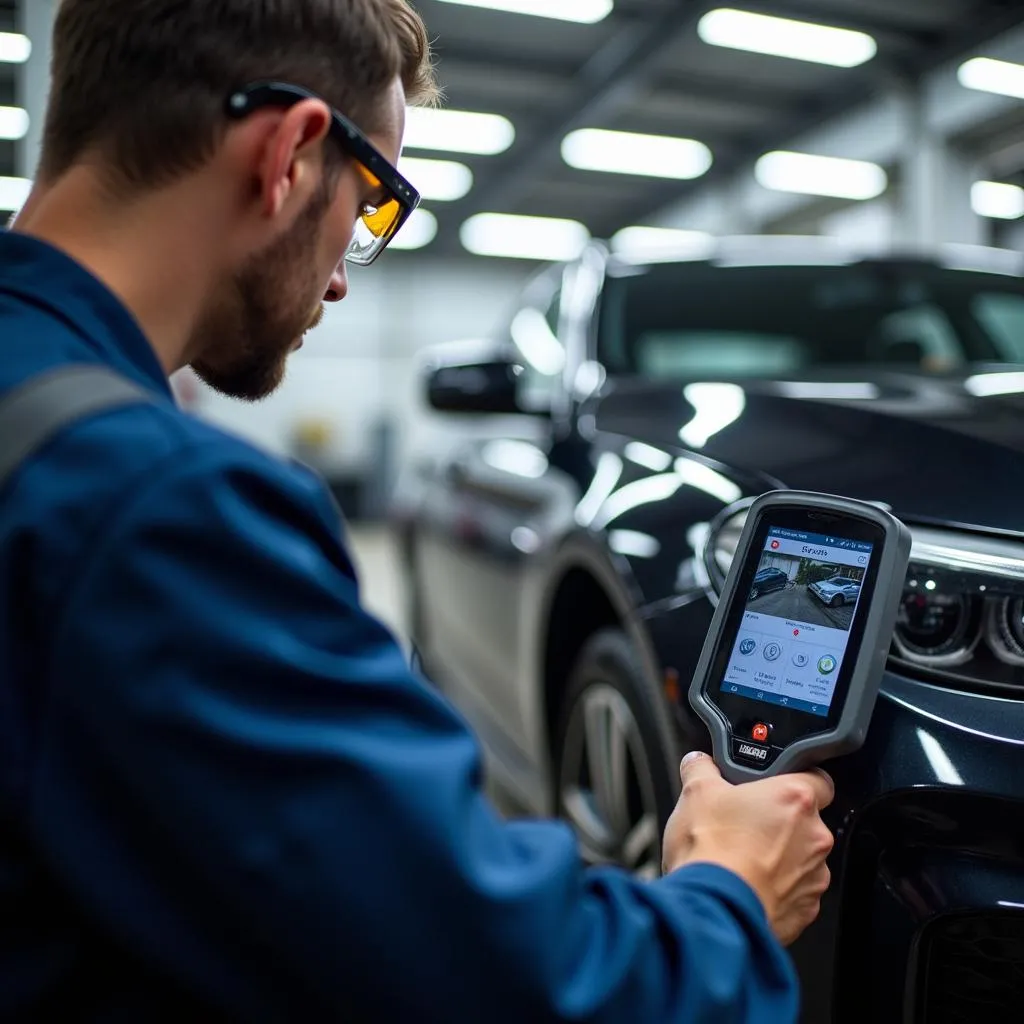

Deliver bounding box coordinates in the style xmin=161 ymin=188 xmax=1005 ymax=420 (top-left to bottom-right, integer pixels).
xmin=414 ymin=268 xmax=573 ymax=766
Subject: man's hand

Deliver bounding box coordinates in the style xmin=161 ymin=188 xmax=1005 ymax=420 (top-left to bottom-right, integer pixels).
xmin=662 ymin=752 xmax=835 ymax=946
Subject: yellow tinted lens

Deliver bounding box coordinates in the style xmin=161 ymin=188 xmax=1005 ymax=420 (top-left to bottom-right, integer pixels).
xmin=347 ymin=164 xmax=405 ymax=265
xmin=361 ymin=196 xmax=401 ymax=240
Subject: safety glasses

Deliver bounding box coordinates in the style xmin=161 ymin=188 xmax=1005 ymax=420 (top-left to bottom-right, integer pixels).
xmin=225 ymin=81 xmax=420 ymax=266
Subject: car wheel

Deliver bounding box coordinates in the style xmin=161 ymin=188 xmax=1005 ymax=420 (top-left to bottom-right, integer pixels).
xmin=831 ymin=594 xmax=844 ymax=607
xmin=750 ymin=587 xmax=760 ymax=601
xmin=554 ymin=628 xmax=680 ymax=880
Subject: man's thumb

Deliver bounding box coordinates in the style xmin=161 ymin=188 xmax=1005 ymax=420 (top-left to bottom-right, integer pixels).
xmin=679 ymin=750 xmax=721 ymax=786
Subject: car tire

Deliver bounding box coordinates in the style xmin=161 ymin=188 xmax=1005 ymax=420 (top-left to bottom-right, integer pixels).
xmin=553 ymin=628 xmax=680 ymax=879
xmin=831 ymin=595 xmax=844 ymax=607
xmin=750 ymin=587 xmax=760 ymax=601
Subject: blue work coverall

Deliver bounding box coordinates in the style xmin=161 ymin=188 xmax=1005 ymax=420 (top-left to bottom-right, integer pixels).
xmin=0 ymin=230 xmax=798 ymax=1022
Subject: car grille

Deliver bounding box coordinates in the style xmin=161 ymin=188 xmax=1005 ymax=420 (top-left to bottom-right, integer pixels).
xmin=916 ymin=911 xmax=1024 ymax=1023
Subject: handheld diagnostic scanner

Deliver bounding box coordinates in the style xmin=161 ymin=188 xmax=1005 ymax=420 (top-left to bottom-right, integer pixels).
xmin=689 ymin=491 xmax=911 ymax=784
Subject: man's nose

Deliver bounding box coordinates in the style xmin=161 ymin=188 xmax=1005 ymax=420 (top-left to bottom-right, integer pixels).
xmin=325 ymin=264 xmax=348 ymax=303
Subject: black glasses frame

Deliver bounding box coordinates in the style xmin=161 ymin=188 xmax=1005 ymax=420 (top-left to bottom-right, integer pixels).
xmin=225 ymin=81 xmax=420 ymax=265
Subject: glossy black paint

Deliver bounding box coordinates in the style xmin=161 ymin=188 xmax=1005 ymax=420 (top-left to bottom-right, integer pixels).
xmin=426 ymin=358 xmax=522 ymax=415
xmin=395 ymin=246 xmax=1024 ymax=1022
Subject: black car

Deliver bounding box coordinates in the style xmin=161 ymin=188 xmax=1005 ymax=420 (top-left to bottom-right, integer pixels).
xmin=394 ymin=239 xmax=1024 ymax=1022
xmin=750 ymin=566 xmax=791 ymax=600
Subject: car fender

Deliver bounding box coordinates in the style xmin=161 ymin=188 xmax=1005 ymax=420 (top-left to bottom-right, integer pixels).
xmin=520 ymin=529 xmax=687 ymax=802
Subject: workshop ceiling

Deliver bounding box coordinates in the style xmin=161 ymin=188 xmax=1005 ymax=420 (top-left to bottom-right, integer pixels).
xmin=414 ymin=0 xmax=1024 ymax=254
xmin=2 ymin=0 xmax=1023 ymax=250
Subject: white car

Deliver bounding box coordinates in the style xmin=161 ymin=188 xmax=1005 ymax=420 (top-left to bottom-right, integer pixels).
xmin=809 ymin=575 xmax=862 ymax=607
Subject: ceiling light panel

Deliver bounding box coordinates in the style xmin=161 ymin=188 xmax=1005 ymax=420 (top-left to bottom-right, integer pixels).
xmin=461 ymin=213 xmax=590 ymax=261
xmin=0 ymin=107 xmax=29 ymax=141
xmin=404 ymin=108 xmax=515 ymax=156
xmin=434 ymin=0 xmax=613 ymax=24
xmin=562 ymin=129 xmax=713 ymax=180
xmin=972 ymin=181 xmax=1024 ymax=221
xmin=698 ymin=8 xmax=877 ymax=68
xmin=755 ymin=151 xmax=888 ymax=201
xmin=611 ymin=227 xmax=715 ymax=263
xmin=958 ymin=57 xmax=1024 ymax=100
xmin=0 ymin=177 xmax=32 ymax=213
xmin=0 ymin=33 xmax=31 ymax=64
xmin=391 ymin=210 xmax=439 ymax=251
xmin=399 ymin=158 xmax=473 ymax=202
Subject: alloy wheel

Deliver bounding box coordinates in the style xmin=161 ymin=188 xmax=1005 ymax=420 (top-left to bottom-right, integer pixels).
xmin=559 ymin=683 xmax=662 ymax=879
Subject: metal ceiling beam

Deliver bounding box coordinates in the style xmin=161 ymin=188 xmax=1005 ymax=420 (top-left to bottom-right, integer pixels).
xmin=645 ymin=69 xmax=805 ymax=115
xmin=434 ymin=43 xmax=587 ymax=88
xmin=436 ymin=42 xmax=802 ymax=119
xmin=441 ymin=1 xmax=715 ymax=226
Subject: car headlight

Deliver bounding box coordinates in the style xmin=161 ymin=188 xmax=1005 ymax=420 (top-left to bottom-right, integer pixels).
xmin=702 ymin=503 xmax=1024 ymax=697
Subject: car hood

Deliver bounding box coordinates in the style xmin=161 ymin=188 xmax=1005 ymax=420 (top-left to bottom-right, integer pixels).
xmin=811 ymin=581 xmax=845 ymax=592
xmin=589 ymin=368 xmax=1024 ymax=534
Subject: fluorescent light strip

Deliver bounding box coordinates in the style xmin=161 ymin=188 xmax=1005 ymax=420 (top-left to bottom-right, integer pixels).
xmin=971 ymin=180 xmax=1024 ymax=220
xmin=398 ymin=157 xmax=473 ymax=202
xmin=755 ymin=151 xmax=887 ymax=201
xmin=611 ymin=226 xmax=714 ymax=263
xmin=0 ymin=176 xmax=32 ymax=213
xmin=698 ymin=8 xmax=876 ymax=68
xmin=461 ymin=213 xmax=590 ymax=261
xmin=562 ymin=129 xmax=712 ymax=180
xmin=0 ymin=32 xmax=31 ymax=65
xmin=390 ymin=209 xmax=438 ymax=251
xmin=958 ymin=57 xmax=1024 ymax=100
xmin=0 ymin=106 xmax=29 ymax=141
xmin=404 ymin=107 xmax=515 ymax=156
xmin=434 ymin=0 xmax=613 ymax=23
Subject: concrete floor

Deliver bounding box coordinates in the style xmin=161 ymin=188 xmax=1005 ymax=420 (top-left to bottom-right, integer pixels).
xmin=347 ymin=525 xmax=408 ymax=644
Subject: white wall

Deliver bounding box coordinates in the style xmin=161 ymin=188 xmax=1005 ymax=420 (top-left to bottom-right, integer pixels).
xmin=189 ymin=256 xmax=531 ymax=475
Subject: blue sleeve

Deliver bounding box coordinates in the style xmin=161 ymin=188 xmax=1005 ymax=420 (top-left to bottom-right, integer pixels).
xmin=35 ymin=446 xmax=798 ymax=1023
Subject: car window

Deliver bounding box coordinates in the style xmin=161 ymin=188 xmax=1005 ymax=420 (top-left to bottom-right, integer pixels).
xmin=973 ymin=293 xmax=1024 ymax=361
xmin=637 ymin=332 xmax=806 ymax=378
xmin=598 ymin=263 xmax=1024 ymax=378
xmin=867 ymin=305 xmax=964 ymax=369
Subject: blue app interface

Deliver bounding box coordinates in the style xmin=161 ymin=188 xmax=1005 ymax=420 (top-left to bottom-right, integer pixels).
xmin=722 ymin=527 xmax=874 ymax=717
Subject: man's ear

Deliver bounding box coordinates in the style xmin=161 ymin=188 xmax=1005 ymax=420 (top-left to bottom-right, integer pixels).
xmin=259 ymin=98 xmax=334 ymax=219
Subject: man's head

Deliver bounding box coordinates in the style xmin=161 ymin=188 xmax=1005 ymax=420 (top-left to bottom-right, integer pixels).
xmin=37 ymin=0 xmax=438 ymax=400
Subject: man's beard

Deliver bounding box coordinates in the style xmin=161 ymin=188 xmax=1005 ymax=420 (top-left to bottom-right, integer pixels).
xmin=191 ymin=185 xmax=331 ymax=402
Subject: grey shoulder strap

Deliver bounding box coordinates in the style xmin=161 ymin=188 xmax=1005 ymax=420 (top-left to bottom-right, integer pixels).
xmin=0 ymin=365 xmax=154 ymax=490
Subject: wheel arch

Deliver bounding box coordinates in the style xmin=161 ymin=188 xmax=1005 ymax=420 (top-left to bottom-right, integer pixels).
xmin=531 ymin=534 xmax=683 ymax=803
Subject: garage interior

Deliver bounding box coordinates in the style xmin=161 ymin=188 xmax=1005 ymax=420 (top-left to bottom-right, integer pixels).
xmin=4 ymin=2 xmax=1024 ymax=1020
xmin=7 ymin=3 xmax=1024 ymax=622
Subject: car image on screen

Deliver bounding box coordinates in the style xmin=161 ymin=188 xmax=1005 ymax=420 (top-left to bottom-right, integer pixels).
xmin=809 ymin=576 xmax=863 ymax=608
xmin=749 ymin=566 xmax=791 ymax=600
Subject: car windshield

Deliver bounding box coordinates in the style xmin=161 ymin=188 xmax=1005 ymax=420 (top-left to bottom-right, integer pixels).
xmin=597 ymin=260 xmax=1024 ymax=379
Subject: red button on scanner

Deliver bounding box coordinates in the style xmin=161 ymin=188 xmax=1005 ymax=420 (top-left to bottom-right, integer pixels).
xmin=752 ymin=723 xmax=770 ymax=743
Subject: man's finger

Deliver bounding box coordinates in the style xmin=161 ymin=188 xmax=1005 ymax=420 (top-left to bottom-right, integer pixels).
xmin=800 ymin=768 xmax=835 ymax=810
xmin=679 ymin=751 xmax=722 ymax=788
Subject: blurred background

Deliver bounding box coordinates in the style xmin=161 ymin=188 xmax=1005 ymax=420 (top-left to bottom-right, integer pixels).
xmin=4 ymin=0 xmax=1024 ymax=631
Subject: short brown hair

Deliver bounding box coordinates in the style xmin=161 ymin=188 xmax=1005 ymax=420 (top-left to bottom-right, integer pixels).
xmin=39 ymin=0 xmax=439 ymax=188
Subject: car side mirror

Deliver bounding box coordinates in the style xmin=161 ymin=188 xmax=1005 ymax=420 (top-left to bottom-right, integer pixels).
xmin=426 ymin=358 xmax=523 ymax=415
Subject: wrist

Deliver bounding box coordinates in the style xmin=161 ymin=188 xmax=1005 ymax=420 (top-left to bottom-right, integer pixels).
xmin=670 ymin=850 xmax=772 ymax=917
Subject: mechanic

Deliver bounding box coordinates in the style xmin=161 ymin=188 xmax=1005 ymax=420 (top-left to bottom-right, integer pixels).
xmin=0 ymin=1 xmax=834 ymax=1020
